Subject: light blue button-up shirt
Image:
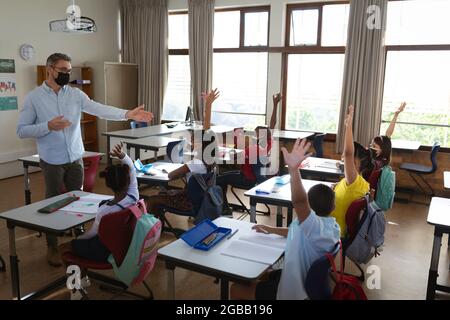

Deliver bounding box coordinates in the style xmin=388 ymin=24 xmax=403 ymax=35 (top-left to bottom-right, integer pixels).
xmin=17 ymin=82 xmax=127 ymax=165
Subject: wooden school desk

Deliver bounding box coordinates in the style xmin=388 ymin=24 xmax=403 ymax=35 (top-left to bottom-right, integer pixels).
xmin=299 ymin=157 xmax=344 ymax=181
xmin=158 ymin=217 xmax=285 ymax=300
xmin=18 ymin=151 xmax=103 ymax=205
xmin=245 ymin=177 xmax=333 ymax=226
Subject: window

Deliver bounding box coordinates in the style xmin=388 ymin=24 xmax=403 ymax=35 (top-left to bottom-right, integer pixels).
xmin=212 ymin=7 xmax=270 ymax=129
xmin=381 ymin=0 xmax=450 ymax=147
xmin=283 ymin=3 xmax=349 ymax=133
xmin=163 ymin=12 xmax=190 ymax=121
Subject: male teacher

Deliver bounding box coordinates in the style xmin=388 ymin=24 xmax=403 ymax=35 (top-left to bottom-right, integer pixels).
xmin=17 ymin=53 xmax=153 ymax=267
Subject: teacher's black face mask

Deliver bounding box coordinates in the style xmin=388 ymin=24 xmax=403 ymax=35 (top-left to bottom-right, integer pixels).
xmin=54 ymin=72 xmax=70 ymax=86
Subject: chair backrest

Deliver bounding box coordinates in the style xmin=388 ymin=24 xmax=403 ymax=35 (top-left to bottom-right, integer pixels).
xmin=130 ymin=121 xmax=148 ymax=129
xmin=313 ymin=133 xmax=326 ymax=158
xmin=345 ymin=198 xmax=366 ymax=243
xmin=430 ymin=142 xmax=440 ymax=173
xmin=166 ymin=140 xmax=184 ymax=163
xmin=98 ymin=207 xmax=138 ymax=266
xmin=367 ymin=169 xmax=382 ymax=197
xmin=305 ymin=243 xmax=340 ymax=300
xmin=82 ymin=155 xmax=101 ymax=192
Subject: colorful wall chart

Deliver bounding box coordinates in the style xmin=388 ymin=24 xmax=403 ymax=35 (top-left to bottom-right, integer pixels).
xmin=0 ymin=59 xmax=18 ymax=111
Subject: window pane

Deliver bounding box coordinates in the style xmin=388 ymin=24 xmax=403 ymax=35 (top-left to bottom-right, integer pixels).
xmin=211 ymin=113 xmax=266 ymax=130
xmin=168 ymin=14 xmax=189 ymax=49
xmin=163 ymin=55 xmax=191 ymax=121
xmin=386 ymin=0 xmax=450 ymax=45
xmin=322 ymin=4 xmax=349 ymax=46
xmin=244 ymin=11 xmax=269 ymax=47
xmin=286 ymin=54 xmax=345 ymax=133
xmin=382 ymin=51 xmax=450 ymax=146
xmin=214 ymin=11 xmax=240 ymax=48
xmin=290 ymin=9 xmax=319 ymax=46
xmin=213 ymin=52 xmax=268 ymax=116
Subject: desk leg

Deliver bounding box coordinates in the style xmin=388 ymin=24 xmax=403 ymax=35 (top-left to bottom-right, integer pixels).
xmin=249 ymin=198 xmax=257 ymax=223
xmin=166 ymin=262 xmax=175 ymax=300
xmin=276 ymin=206 xmax=283 ymax=228
xmin=136 ymin=147 xmax=141 ymax=161
xmin=23 ymin=164 xmax=31 ymax=205
xmin=426 ymin=227 xmax=442 ymax=300
xmin=220 ymin=279 xmax=229 ymax=300
xmin=287 ymin=207 xmax=293 ymax=227
xmin=126 ymin=145 xmax=132 ymax=160
xmin=107 ymin=136 xmax=112 ymax=166
xmin=8 ymin=225 xmax=20 ymax=299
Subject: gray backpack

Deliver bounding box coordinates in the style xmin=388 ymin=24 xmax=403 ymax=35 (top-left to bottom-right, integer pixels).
xmin=191 ymin=168 xmax=223 ymax=225
xmin=346 ymin=195 xmax=386 ymax=264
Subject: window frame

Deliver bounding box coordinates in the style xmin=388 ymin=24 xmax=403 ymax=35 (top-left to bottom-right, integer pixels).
xmin=281 ymin=1 xmax=349 ymax=138
xmin=165 ymin=6 xmax=271 ymax=124
xmin=381 ymin=0 xmax=450 ymax=151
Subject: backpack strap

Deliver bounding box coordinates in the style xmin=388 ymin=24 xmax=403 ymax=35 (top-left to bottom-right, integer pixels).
xmin=128 ymin=199 xmax=147 ymax=219
xmin=326 ymin=240 xmax=343 ymax=282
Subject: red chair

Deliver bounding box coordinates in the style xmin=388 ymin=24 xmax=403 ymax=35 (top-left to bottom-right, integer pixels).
xmin=61 ymin=203 xmax=155 ymax=299
xmin=342 ymin=197 xmax=368 ymax=282
xmin=82 ymin=155 xmax=101 ymax=192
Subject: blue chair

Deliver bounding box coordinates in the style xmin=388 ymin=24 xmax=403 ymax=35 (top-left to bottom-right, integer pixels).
xmin=305 ymin=243 xmax=340 ymax=300
xmin=312 ymin=133 xmax=326 ymax=158
xmin=400 ymin=142 xmax=440 ymax=196
xmin=130 ymin=121 xmax=148 ymax=129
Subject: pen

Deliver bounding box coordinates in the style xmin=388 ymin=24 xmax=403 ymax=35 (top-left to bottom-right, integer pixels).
xmin=227 ymin=229 xmax=239 ymax=240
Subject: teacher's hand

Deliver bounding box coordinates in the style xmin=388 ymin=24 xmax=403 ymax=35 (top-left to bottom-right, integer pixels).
xmin=126 ymin=105 xmax=154 ymax=123
xmin=48 ymin=116 xmax=72 ymax=131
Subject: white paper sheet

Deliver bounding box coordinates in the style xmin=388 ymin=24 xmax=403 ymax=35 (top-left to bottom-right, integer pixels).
xmin=221 ymin=240 xmax=284 ymax=265
xmin=238 ymin=233 xmax=286 ymax=250
xmin=59 ymin=194 xmax=111 ymax=215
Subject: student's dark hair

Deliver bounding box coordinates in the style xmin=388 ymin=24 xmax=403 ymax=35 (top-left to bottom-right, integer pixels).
xmin=255 ymin=126 xmax=273 ymax=144
xmin=372 ymin=135 xmax=392 ymax=167
xmin=308 ymin=184 xmax=335 ymax=217
xmin=46 ymin=53 xmax=72 ymax=67
xmin=354 ymin=141 xmax=374 ymax=179
xmin=99 ymin=164 xmax=130 ymax=193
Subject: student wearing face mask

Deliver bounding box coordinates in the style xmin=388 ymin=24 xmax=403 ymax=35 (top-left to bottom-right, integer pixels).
xmin=369 ymin=102 xmax=406 ymax=170
xmin=17 ymin=53 xmax=154 ymax=267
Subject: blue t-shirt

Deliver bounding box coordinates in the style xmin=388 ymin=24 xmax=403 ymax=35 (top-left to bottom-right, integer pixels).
xmin=277 ymin=211 xmax=340 ymax=300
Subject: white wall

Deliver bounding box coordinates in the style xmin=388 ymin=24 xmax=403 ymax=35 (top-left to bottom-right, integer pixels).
xmin=168 ymin=0 xmax=342 ymax=129
xmin=0 ymin=0 xmax=120 ymax=179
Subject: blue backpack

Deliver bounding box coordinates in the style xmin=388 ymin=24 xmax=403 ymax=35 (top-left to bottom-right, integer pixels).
xmin=375 ymin=166 xmax=396 ymax=211
xmin=188 ymin=168 xmax=223 ymax=225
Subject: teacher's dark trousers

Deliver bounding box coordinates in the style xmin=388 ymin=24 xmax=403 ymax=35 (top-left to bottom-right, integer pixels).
xmin=39 ymin=159 xmax=84 ymax=248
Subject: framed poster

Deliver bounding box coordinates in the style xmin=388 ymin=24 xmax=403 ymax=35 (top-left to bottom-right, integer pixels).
xmin=0 ymin=59 xmax=18 ymax=111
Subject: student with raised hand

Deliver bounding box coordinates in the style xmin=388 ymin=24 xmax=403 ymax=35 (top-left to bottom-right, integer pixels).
xmin=331 ymin=105 xmax=373 ymax=237
xmin=369 ymin=102 xmax=407 ymax=170
xmin=59 ymin=142 xmax=138 ymax=263
xmin=230 ymin=139 xmax=340 ymax=300
xmin=216 ymin=93 xmax=282 ymax=216
xmin=145 ymin=89 xmax=219 ymax=215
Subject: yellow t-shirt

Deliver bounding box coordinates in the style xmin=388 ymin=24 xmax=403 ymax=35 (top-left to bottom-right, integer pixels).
xmin=331 ymin=175 xmax=370 ymax=237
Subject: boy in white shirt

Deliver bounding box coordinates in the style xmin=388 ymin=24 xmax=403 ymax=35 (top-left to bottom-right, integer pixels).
xmin=230 ymin=138 xmax=340 ymax=300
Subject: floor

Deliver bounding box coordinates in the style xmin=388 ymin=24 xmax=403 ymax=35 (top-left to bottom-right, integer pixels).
xmin=0 ymin=167 xmax=449 ymax=300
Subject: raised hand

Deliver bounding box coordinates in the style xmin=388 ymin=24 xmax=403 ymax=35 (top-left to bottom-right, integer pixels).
xmin=281 ymin=138 xmax=312 ymax=170
xmin=48 ymin=115 xmax=72 ymax=131
xmin=110 ymin=142 xmax=125 ymax=160
xmin=126 ymin=105 xmax=154 ymax=123
xmin=273 ymin=93 xmax=282 ymax=105
xmin=395 ymin=102 xmax=406 ymax=115
xmin=344 ymin=105 xmax=354 ymax=127
xmin=202 ymin=88 xmax=220 ymax=106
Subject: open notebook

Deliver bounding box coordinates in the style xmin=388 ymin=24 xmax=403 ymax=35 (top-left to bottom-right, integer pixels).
xmin=221 ymin=233 xmax=286 ymax=265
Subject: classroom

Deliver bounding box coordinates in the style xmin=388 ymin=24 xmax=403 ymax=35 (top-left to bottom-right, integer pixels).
xmin=0 ymin=0 xmax=449 ymax=304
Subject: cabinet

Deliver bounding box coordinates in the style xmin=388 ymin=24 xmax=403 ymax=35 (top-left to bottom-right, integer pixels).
xmin=36 ymin=65 xmax=98 ymax=152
